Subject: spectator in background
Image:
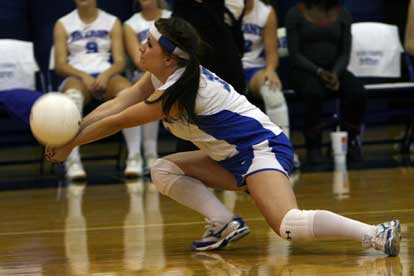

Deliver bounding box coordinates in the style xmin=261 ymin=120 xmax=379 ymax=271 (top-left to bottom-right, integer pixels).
xmin=172 ymin=0 xmax=247 ymax=152
xmin=405 ymin=0 xmax=414 ymax=55
xmin=172 ymin=0 xmax=246 ymax=94
xmin=242 ymin=0 xmax=299 ymax=169
xmin=53 ymin=0 xmax=140 ymax=180
xmin=285 ymin=0 xmax=366 ymax=165
xmin=123 ymin=0 xmax=171 ymax=175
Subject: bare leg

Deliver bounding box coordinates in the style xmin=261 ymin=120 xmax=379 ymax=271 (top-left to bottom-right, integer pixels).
xmin=62 ymin=77 xmax=91 ymax=104
xmin=246 ymin=171 xmax=298 ymax=235
xmin=105 ymin=75 xmax=131 ymax=100
xmin=164 ymin=151 xmax=243 ymax=191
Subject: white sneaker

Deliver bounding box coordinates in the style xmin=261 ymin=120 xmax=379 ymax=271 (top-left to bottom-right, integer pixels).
xmin=124 ymin=154 xmax=144 ymax=177
xmin=65 ymin=159 xmax=86 ymax=181
xmin=192 ymin=216 xmax=250 ymax=251
xmin=362 ymin=220 xmax=401 ymax=257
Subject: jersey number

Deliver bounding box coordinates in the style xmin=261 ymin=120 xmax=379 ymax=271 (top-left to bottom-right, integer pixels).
xmin=201 ymin=67 xmax=231 ymax=92
xmin=86 ymin=41 xmax=99 ymax=53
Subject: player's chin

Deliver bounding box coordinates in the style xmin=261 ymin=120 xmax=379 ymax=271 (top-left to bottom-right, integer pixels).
xmin=138 ymin=60 xmax=148 ymax=71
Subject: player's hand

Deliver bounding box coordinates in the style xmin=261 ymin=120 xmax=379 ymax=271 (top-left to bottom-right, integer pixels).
xmin=264 ymin=70 xmax=282 ymax=90
xmin=94 ymin=72 xmax=110 ymax=92
xmin=81 ymin=74 xmax=96 ymax=93
xmin=45 ymin=144 xmax=73 ymax=163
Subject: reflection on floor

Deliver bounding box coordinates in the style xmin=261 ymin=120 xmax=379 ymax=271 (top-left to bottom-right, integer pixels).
xmin=0 ymin=166 xmax=412 ymax=275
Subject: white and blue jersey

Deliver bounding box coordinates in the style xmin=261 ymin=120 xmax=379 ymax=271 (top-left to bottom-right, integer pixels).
xmin=124 ymin=10 xmax=172 ymax=81
xmin=125 ymin=10 xmax=172 ymax=45
xmin=151 ymin=66 xmax=294 ymax=185
xmin=241 ymin=0 xmax=271 ymax=76
xmin=59 ymin=9 xmax=117 ymax=74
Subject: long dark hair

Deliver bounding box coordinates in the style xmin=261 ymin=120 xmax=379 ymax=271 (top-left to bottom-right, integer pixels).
xmin=146 ymin=17 xmax=201 ymax=125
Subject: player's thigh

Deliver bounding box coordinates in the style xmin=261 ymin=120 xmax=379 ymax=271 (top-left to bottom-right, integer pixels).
xmin=164 ymin=150 xmax=242 ymax=191
xmin=62 ymin=77 xmax=91 ymax=103
xmin=248 ymin=70 xmax=267 ymax=97
xmin=105 ymin=75 xmax=131 ymax=100
xmin=246 ymin=170 xmax=298 ymax=234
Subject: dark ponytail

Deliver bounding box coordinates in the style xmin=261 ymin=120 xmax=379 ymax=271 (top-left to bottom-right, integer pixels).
xmin=146 ymin=17 xmax=201 ymax=125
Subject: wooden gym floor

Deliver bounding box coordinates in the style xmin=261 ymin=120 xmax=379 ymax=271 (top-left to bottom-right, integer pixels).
xmin=0 ymin=165 xmax=412 ymax=275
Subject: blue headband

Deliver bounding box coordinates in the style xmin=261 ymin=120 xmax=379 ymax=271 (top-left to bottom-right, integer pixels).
xmin=149 ymin=23 xmax=190 ymax=60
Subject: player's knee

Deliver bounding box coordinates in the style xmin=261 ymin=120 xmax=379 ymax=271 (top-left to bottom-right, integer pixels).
xmin=66 ymin=88 xmax=84 ymax=112
xmin=279 ymin=209 xmax=316 ymax=241
xmin=150 ymin=158 xmax=184 ymax=195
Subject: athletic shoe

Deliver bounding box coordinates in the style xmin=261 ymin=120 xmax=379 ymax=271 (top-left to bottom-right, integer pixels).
xmin=192 ymin=216 xmax=250 ymax=251
xmin=65 ymin=158 xmax=86 ymax=181
xmin=124 ymin=154 xmax=144 ymax=177
xmin=363 ymin=220 xmax=401 ymax=257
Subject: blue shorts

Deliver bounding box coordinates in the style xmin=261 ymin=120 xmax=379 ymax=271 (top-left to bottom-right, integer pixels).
xmin=243 ymin=67 xmax=265 ymax=83
xmin=218 ymin=132 xmax=294 ymax=187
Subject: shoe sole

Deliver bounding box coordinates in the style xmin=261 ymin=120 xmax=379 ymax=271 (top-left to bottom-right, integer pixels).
xmin=192 ymin=226 xmax=250 ymax=251
xmin=385 ymin=225 xmax=401 ymax=257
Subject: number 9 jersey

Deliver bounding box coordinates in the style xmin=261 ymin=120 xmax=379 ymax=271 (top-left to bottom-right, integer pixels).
xmin=58 ymin=9 xmax=117 ymax=74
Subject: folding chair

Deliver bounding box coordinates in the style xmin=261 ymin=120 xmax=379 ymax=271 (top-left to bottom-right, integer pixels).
xmin=347 ymin=22 xmax=414 ymax=153
xmin=0 ymin=39 xmax=46 ymax=171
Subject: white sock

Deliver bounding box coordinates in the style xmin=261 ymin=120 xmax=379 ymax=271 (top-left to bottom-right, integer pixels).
xmin=123 ymin=126 xmax=142 ymax=159
xmin=313 ymin=210 xmax=376 ymax=241
xmin=261 ymin=85 xmax=290 ymax=137
xmin=66 ymin=89 xmax=84 ymax=113
xmin=67 ymin=146 xmax=81 ymax=162
xmin=65 ymin=89 xmax=83 ymax=163
xmin=168 ymin=176 xmax=234 ymax=223
xmin=143 ymin=121 xmax=159 ymax=158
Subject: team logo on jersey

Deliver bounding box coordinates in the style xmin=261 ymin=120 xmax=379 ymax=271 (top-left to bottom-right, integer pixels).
xmin=69 ymin=30 xmax=109 ymax=43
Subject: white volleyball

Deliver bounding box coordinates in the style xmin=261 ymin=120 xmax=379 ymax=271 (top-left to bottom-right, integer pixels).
xmin=30 ymin=93 xmax=81 ymax=146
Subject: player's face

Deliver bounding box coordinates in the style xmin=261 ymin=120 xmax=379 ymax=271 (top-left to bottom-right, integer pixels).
xmin=139 ymin=35 xmax=167 ymax=73
xmin=139 ymin=0 xmax=158 ymax=9
xmin=75 ymin=0 xmax=96 ymax=8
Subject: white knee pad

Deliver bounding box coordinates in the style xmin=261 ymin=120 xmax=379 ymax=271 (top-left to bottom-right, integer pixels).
xmin=279 ymin=209 xmax=316 ymax=241
xmin=66 ymin=88 xmax=84 ymax=113
xmin=260 ymin=85 xmax=290 ymax=137
xmin=150 ymin=159 xmax=184 ymax=195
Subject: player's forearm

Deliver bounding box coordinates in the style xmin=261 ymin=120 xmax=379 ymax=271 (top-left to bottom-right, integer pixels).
xmin=55 ymin=63 xmax=88 ymax=79
xmin=73 ymin=115 xmax=122 ymax=147
xmin=265 ymin=52 xmax=278 ymax=72
xmin=102 ymin=60 xmax=126 ymax=77
xmin=80 ymin=93 xmax=131 ymax=130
